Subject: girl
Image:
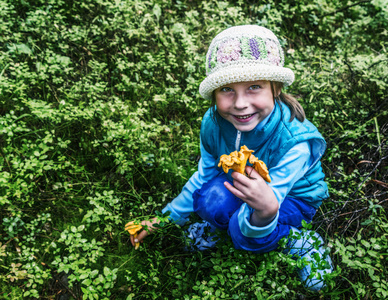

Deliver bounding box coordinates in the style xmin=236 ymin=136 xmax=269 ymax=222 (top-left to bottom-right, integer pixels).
xmin=127 ymin=25 xmax=333 ymax=291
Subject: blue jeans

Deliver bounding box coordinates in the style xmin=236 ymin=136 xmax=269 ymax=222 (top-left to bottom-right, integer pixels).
xmin=193 ymin=173 xmax=316 ymax=253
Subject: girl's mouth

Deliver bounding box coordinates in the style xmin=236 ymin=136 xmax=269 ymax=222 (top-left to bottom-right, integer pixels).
xmin=233 ymin=113 xmax=255 ymax=122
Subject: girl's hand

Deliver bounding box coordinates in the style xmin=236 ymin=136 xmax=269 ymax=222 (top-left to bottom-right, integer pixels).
xmin=224 ymin=166 xmax=279 ymax=227
xmin=126 ymin=217 xmax=161 ymax=248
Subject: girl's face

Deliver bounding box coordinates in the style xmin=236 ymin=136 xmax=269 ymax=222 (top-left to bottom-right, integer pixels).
xmin=215 ymin=80 xmax=276 ymax=132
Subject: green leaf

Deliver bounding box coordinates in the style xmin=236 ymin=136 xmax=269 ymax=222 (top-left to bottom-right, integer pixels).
xmin=104 ymin=282 xmax=111 ymax=289
xmin=90 ymin=269 xmax=99 ymax=278
xmin=153 ymin=4 xmax=161 ymax=21
xmin=361 ymin=240 xmax=370 ymax=248
xmin=11 ymin=43 xmax=33 ymax=55
xmin=372 ymin=243 xmax=382 ymax=250
xmin=79 ymin=272 xmax=89 ymax=280
xmin=82 ymin=278 xmax=92 ymax=286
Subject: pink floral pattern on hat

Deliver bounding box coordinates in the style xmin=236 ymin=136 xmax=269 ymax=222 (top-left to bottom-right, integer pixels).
xmin=217 ymin=39 xmax=241 ymax=63
xmin=266 ymin=39 xmax=281 ymax=66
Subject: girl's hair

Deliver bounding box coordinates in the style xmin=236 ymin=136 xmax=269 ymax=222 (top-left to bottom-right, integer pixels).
xmin=210 ymin=81 xmax=305 ymax=124
xmin=270 ymin=81 xmax=305 ymax=122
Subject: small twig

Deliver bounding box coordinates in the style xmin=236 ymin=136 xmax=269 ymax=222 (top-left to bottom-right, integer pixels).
xmin=328 ymin=191 xmax=388 ymax=203
xmin=343 ymin=59 xmax=357 ymax=84
xmin=246 ymin=168 xmax=257 ymax=180
xmin=368 ymin=59 xmax=388 ymax=70
xmin=48 ymin=268 xmax=79 ymax=300
xmin=321 ymin=0 xmax=372 ymax=17
xmin=340 ymin=155 xmax=388 ymax=212
xmin=351 ymin=219 xmax=361 ymax=239
xmin=341 ymin=198 xmax=388 ymax=234
xmin=368 ymin=179 xmax=388 ymax=189
xmin=0 ymin=63 xmax=9 ymax=79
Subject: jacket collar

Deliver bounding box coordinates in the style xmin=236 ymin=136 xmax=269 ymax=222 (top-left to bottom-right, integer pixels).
xmin=218 ymin=101 xmax=283 ymax=152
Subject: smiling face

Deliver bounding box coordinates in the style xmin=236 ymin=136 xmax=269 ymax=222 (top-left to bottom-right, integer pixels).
xmin=214 ymin=80 xmax=277 ymax=132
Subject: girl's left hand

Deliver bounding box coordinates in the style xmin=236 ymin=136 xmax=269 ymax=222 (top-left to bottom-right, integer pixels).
xmin=125 ymin=217 xmax=160 ymax=248
xmin=223 ymin=166 xmax=279 ymax=226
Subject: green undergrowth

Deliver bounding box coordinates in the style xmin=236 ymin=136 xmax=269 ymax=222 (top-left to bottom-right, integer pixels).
xmin=1 ymin=0 xmax=387 ymax=299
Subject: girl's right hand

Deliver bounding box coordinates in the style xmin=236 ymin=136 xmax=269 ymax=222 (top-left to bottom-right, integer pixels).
xmin=126 ymin=217 xmax=161 ymax=248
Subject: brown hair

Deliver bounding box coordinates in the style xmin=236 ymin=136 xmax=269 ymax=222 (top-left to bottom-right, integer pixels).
xmin=270 ymin=81 xmax=305 ymax=122
xmin=210 ymin=81 xmax=305 ymax=123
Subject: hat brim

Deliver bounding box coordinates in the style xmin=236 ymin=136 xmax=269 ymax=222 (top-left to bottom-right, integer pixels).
xmin=199 ymin=65 xmax=295 ymax=100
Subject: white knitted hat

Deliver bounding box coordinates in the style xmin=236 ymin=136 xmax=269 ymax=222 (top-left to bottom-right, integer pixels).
xmin=199 ymin=25 xmax=295 ymax=100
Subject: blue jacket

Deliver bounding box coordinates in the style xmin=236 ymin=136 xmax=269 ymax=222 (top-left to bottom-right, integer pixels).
xmin=201 ymin=101 xmax=329 ymax=207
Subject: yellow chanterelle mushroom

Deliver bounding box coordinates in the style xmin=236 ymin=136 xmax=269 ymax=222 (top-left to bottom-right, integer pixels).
xmin=218 ymin=145 xmax=271 ymax=182
xmin=125 ymin=222 xmax=143 ymax=250
xmin=218 ymin=145 xmax=253 ymax=175
xmin=248 ymin=154 xmax=271 ymax=183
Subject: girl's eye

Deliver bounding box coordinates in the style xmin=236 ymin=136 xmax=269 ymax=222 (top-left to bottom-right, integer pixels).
xmin=249 ymin=85 xmax=261 ymax=90
xmin=219 ymin=87 xmax=233 ymax=92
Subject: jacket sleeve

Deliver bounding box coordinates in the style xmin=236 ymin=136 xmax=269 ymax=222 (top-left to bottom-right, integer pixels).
xmin=161 ymin=138 xmax=220 ymax=225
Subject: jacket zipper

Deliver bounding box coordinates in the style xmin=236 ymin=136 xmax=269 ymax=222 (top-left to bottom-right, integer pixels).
xmin=235 ymin=130 xmax=241 ymax=151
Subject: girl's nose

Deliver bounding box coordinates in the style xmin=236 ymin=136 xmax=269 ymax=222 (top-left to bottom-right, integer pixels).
xmin=234 ymin=93 xmax=248 ymax=110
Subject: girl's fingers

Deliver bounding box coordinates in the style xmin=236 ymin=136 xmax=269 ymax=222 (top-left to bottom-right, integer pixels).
xmin=127 ymin=217 xmax=160 ymax=248
xmin=232 ymin=169 xmax=256 ymax=185
xmin=130 ymin=234 xmax=135 ymax=246
xmin=232 ymin=167 xmax=265 ymax=191
xmin=245 ymin=166 xmax=256 ymax=178
xmin=231 ymin=170 xmax=247 ymax=182
xmin=224 ymin=181 xmax=246 ymax=199
xmin=135 ymin=230 xmax=149 ymax=243
xmin=245 ymin=166 xmax=263 ymax=181
xmin=231 ymin=173 xmax=252 ymax=192
xmin=129 ymin=229 xmax=148 ymax=247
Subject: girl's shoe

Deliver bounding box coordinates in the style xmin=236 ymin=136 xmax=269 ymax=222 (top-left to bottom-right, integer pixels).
xmin=284 ymin=227 xmax=333 ymax=291
xmin=185 ymin=221 xmax=218 ymax=251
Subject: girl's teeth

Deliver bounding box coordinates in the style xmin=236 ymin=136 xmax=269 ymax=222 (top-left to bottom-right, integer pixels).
xmin=236 ymin=114 xmax=252 ymax=119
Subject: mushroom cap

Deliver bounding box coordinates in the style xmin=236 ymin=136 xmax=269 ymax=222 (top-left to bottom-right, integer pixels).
xmin=218 ymin=146 xmax=253 ymax=175
xmin=218 ymin=145 xmax=271 ymax=182
xmin=249 ymin=155 xmax=271 ymax=183
xmin=125 ymin=222 xmax=142 ymax=235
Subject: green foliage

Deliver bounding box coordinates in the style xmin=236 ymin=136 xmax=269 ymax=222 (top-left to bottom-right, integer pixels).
xmin=0 ymin=0 xmax=387 ymax=298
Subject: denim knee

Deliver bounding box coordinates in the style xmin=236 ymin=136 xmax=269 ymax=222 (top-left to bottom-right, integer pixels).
xmin=193 ymin=173 xmax=242 ymax=230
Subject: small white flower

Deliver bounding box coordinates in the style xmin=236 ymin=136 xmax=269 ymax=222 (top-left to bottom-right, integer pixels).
xmin=60 ymin=100 xmax=66 ymax=105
